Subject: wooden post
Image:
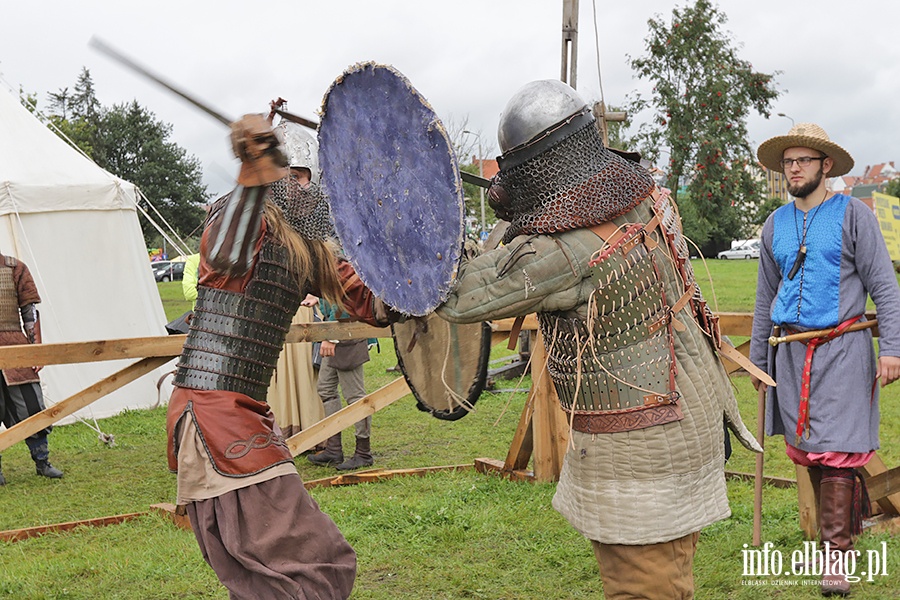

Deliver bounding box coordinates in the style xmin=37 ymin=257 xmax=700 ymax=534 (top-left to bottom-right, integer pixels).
xmin=0 ymin=356 xmax=173 ymax=452
xmin=861 ymin=454 xmax=900 ymax=516
xmin=796 ymin=465 xmax=819 ymax=540
xmin=530 ymin=330 xmax=568 ymax=482
xmin=560 ymin=0 xmax=578 ymax=88
xmin=752 ymin=386 xmax=766 ymax=545
xmin=285 ymin=377 xmax=410 ymax=456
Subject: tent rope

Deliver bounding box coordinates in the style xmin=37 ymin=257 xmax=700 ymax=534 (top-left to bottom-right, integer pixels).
xmin=0 ymin=82 xmax=161 ymax=446
xmin=1 ymin=79 xmax=193 ymax=258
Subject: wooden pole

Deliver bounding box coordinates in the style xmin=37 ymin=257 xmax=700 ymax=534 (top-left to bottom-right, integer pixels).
xmin=753 ymin=385 xmax=766 ymax=546
xmin=0 ymin=356 xmax=172 ymax=452
xmin=530 ymin=330 xmax=568 ymax=482
xmin=285 ymin=377 xmax=410 ymax=456
xmin=0 ymin=321 xmax=384 ymax=371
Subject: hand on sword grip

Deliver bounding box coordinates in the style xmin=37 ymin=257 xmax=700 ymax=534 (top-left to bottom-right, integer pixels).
xmin=230 ymin=114 xmax=288 ymax=187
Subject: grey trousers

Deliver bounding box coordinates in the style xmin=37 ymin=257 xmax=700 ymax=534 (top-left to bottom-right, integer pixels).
xmin=316 ymin=360 xmax=370 ymax=438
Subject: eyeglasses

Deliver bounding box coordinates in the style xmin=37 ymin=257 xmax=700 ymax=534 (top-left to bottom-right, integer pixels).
xmin=780 ymin=156 xmax=826 ymax=169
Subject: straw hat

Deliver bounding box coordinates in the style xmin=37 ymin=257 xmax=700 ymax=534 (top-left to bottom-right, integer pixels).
xmin=757 ymin=123 xmax=854 ymax=177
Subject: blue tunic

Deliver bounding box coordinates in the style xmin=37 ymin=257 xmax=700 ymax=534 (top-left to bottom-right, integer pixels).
xmin=751 ymin=195 xmax=900 ymax=453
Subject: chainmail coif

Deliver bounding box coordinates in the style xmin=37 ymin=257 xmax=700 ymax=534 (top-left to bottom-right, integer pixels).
xmin=266 ymin=178 xmax=336 ymax=241
xmin=492 ymin=120 xmax=655 ymax=244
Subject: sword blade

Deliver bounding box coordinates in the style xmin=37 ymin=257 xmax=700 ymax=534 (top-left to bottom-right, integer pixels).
xmin=460 ymin=170 xmax=491 ymax=188
xmin=89 ymin=36 xmax=234 ymax=127
xmin=272 ymin=108 xmax=319 ymax=131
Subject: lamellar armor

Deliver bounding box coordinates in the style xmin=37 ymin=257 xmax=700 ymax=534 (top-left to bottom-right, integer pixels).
xmin=174 ymin=239 xmax=303 ymax=402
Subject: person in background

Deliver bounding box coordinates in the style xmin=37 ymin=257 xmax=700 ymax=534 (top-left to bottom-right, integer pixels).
xmin=304 ymin=294 xmax=374 ymax=470
xmin=752 ymin=123 xmax=900 ymax=596
xmin=0 ymin=252 xmax=63 ymax=484
xmin=181 ymin=252 xmax=200 ymax=309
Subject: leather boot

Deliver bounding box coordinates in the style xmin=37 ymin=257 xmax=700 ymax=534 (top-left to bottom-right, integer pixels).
xmin=35 ymin=460 xmax=64 ymax=479
xmin=820 ymin=472 xmax=854 ymax=596
xmin=336 ymin=436 xmax=373 ymax=471
xmin=28 ymin=442 xmax=63 ymax=479
xmin=307 ymin=434 xmax=344 ymax=466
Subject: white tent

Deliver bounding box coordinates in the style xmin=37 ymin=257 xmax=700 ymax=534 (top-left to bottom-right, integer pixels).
xmin=0 ymin=86 xmax=170 ymax=425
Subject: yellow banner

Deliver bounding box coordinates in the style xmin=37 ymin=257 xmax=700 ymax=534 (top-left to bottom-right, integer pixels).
xmin=873 ymin=192 xmax=900 ymax=261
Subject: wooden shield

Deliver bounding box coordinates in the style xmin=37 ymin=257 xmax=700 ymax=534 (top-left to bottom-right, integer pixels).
xmin=392 ymin=315 xmax=491 ymax=421
xmin=319 ymin=62 xmax=464 ymax=316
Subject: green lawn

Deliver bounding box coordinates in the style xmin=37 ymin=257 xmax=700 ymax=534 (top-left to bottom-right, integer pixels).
xmin=1 ymin=264 xmax=899 ymax=599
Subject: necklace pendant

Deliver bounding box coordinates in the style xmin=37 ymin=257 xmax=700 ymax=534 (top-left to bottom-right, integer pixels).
xmin=787 ymin=246 xmax=807 ymax=281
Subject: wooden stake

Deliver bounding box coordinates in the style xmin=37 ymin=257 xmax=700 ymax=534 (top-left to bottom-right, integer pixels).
xmin=530 ymin=330 xmax=568 ymax=482
xmin=285 ymin=377 xmax=410 ymax=456
xmin=0 ymin=356 xmax=172 ymax=452
xmin=753 ymin=385 xmax=766 ymax=546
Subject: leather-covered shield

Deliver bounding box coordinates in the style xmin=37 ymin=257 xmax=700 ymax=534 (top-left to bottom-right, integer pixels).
xmin=392 ymin=315 xmax=491 ymax=421
xmin=318 ymin=62 xmax=464 ymax=316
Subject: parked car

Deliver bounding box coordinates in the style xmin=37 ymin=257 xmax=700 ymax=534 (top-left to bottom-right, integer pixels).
xmin=153 ymin=260 xmax=185 ymax=282
xmin=717 ymin=240 xmax=760 ymax=260
xmin=150 ymin=260 xmax=170 ymax=278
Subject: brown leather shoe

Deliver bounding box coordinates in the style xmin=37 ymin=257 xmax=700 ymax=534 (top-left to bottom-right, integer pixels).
xmin=307 ymin=434 xmax=344 ymax=467
xmin=336 ymin=437 xmax=373 ymax=471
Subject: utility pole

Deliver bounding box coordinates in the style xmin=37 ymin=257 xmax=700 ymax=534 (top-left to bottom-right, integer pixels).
xmin=561 ymin=0 xmax=627 ymax=148
xmin=561 ymin=0 xmax=578 ymax=88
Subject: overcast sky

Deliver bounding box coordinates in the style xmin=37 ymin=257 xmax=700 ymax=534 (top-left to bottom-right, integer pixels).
xmin=2 ymin=1 xmax=898 ymax=198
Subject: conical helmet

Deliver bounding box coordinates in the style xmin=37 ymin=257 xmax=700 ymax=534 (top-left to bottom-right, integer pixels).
xmin=276 ymin=121 xmax=320 ymax=184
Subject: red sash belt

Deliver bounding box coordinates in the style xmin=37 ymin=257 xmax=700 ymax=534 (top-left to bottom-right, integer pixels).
xmin=788 ymin=315 xmax=862 ymax=445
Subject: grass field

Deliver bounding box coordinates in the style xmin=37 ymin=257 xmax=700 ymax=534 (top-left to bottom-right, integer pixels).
xmin=1 ymin=261 xmax=899 ymax=599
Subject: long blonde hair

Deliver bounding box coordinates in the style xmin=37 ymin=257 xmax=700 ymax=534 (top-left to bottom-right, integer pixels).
xmin=263 ymin=201 xmax=345 ymax=311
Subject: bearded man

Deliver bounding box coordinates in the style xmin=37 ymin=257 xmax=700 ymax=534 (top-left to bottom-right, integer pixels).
xmin=752 ymin=124 xmax=900 ymax=596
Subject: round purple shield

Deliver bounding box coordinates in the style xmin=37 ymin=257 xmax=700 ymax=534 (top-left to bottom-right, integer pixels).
xmin=318 ymin=62 xmax=464 ymax=316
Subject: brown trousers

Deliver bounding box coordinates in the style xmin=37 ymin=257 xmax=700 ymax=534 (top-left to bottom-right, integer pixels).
xmin=187 ymin=474 xmax=356 ymax=599
xmin=592 ymin=532 xmax=700 ymax=599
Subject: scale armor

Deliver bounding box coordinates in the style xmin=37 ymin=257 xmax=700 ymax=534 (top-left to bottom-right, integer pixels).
xmin=0 ymin=264 xmax=21 ymax=332
xmin=174 ymin=239 xmax=304 ymax=402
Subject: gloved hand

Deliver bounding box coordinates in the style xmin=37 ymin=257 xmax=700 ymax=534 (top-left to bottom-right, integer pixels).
xmin=373 ymin=297 xmax=406 ymax=326
xmin=230 ymin=114 xmax=288 ymax=187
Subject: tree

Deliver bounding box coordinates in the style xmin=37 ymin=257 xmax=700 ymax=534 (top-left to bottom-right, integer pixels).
xmin=71 ymin=67 xmax=101 ymax=122
xmin=45 ymin=70 xmax=101 ymax=162
xmin=628 ymin=0 xmax=779 ymax=254
xmin=37 ymin=69 xmax=209 ymax=246
xmin=47 ymin=87 xmax=70 ymax=119
xmin=884 ymin=177 xmax=900 ymax=199
xmin=94 ymin=101 xmax=207 ymax=243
